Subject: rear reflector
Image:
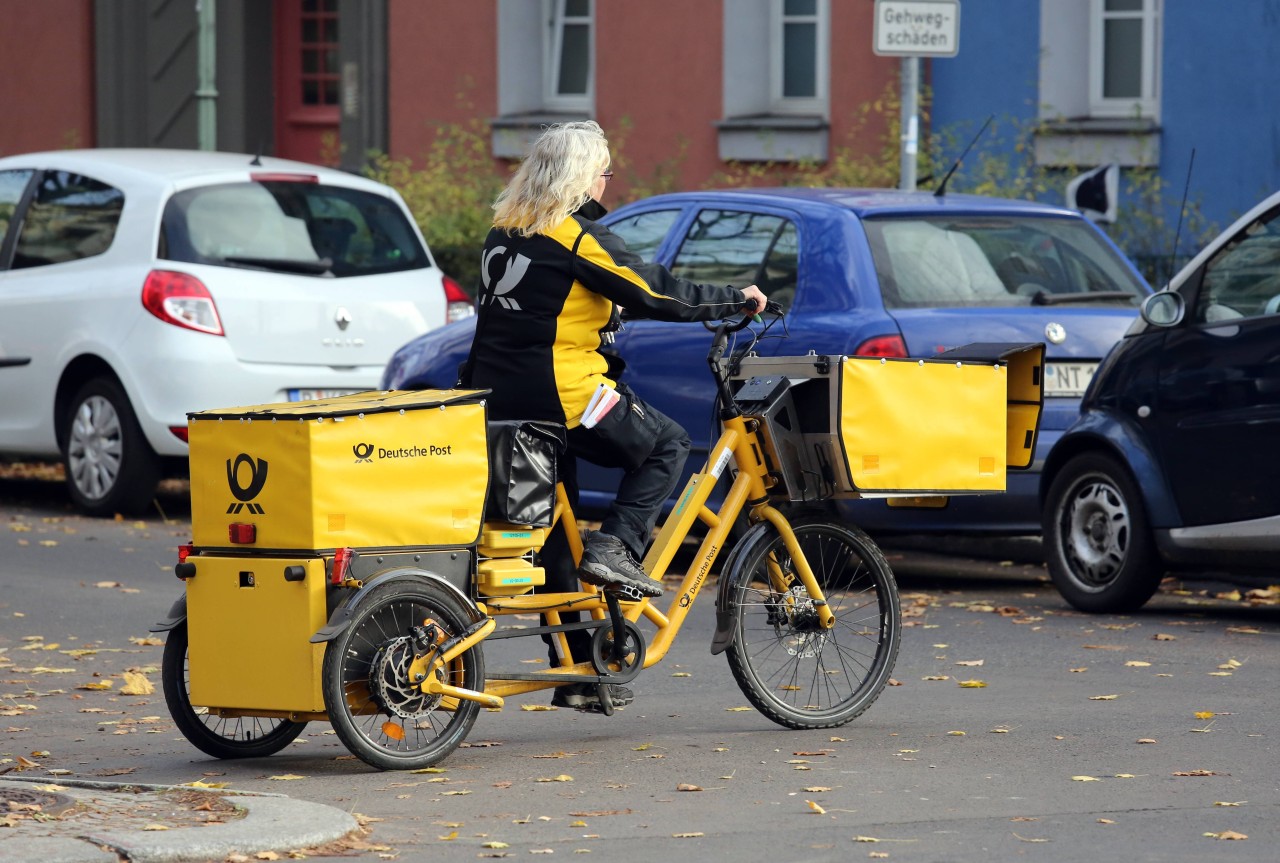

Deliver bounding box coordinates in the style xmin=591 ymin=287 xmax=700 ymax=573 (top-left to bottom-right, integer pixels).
xmin=228 ymin=523 xmax=257 ymax=544
xmin=331 ymin=546 xmax=354 ymax=584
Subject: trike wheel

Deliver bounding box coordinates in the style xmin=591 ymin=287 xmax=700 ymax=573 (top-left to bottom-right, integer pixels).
xmin=322 ymin=580 xmax=484 ymax=771
xmin=725 ymin=519 xmax=900 ymax=729
xmin=162 ymin=624 xmax=307 ymax=759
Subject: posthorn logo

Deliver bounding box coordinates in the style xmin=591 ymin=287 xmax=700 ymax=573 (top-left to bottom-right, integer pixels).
xmin=353 ymin=442 xmax=375 ymax=463
xmin=225 ymin=453 xmax=268 ymax=514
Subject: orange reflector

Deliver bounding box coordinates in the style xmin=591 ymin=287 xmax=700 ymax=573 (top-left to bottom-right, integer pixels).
xmin=381 ymin=721 xmax=405 ymax=741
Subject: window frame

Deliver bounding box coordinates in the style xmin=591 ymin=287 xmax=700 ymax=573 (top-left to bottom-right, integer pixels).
xmin=768 ymin=0 xmax=829 ymax=115
xmin=544 ymin=0 xmax=594 ymax=112
xmin=1088 ymin=0 xmax=1161 ymax=119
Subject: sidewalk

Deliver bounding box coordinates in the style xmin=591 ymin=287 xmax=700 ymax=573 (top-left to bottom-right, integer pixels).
xmin=0 ymin=775 xmax=359 ymax=863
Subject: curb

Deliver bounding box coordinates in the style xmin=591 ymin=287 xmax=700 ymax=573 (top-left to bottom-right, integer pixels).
xmin=0 ymin=776 xmax=359 ymax=863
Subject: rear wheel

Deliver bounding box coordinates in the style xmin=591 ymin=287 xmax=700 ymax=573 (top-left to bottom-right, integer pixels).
xmin=62 ymin=377 xmax=161 ymax=517
xmin=726 ymin=519 xmax=900 ymax=729
xmin=322 ymin=580 xmax=485 ymax=771
xmin=162 ymin=624 xmax=307 ymax=759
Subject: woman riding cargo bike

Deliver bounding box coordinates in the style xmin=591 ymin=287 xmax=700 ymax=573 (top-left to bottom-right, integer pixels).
xmin=157 ymin=122 xmax=1044 ymax=772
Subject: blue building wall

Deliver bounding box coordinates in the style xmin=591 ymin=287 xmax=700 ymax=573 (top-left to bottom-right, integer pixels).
xmin=927 ymin=0 xmax=1280 ymax=246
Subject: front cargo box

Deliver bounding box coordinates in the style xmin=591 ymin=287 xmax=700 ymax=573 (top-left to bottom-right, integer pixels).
xmin=188 ymin=390 xmax=489 ymax=551
xmin=732 ymin=344 xmax=1043 ymax=498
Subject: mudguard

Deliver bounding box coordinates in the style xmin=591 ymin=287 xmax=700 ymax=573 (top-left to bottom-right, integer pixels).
xmin=310 ymin=567 xmax=484 ymax=644
xmin=709 ymin=521 xmax=775 ymax=655
xmin=150 ymin=594 xmax=188 ymax=633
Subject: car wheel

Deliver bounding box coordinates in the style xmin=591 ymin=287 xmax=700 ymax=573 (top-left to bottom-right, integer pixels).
xmin=1042 ymin=452 xmax=1161 ymax=613
xmin=62 ymin=377 xmax=162 ymax=517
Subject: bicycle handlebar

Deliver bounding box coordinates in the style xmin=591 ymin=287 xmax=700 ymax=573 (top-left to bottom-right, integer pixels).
xmin=705 ymin=302 xmax=786 ymax=416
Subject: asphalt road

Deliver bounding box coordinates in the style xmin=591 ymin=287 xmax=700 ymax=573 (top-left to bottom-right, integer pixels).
xmin=2 ymin=473 xmax=1278 ymax=863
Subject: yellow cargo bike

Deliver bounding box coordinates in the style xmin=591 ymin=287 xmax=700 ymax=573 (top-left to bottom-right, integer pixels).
xmin=156 ymin=311 xmax=1043 ymax=770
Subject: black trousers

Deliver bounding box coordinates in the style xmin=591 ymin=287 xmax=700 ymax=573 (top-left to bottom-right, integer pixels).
xmin=540 ymin=381 xmax=690 ymax=664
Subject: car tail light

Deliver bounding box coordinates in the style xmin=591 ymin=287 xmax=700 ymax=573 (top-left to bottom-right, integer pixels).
xmin=443 ymin=274 xmax=475 ymax=323
xmin=169 ymin=426 xmax=189 ymax=443
xmin=142 ymin=270 xmax=224 ymax=335
xmin=853 ymin=334 xmax=908 ymax=358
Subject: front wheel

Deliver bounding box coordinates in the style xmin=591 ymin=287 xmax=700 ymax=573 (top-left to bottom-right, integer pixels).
xmin=1043 ymin=452 xmax=1161 ymax=613
xmin=162 ymin=624 xmax=307 ymax=759
xmin=725 ymin=519 xmax=900 ymax=729
xmin=322 ymin=580 xmax=485 ymax=771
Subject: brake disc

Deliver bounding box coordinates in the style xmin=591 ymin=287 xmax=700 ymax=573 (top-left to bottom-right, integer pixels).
xmin=369 ymin=636 xmax=441 ymax=718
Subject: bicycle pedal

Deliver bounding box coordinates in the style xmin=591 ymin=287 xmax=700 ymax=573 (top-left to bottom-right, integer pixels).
xmin=606 ymin=583 xmax=645 ymax=603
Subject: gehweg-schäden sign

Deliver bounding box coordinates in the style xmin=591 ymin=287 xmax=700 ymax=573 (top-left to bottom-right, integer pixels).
xmin=873 ymin=0 xmax=960 ymax=57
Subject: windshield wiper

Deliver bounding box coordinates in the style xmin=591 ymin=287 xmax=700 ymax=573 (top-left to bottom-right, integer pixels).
xmin=1031 ymin=290 xmax=1136 ymax=306
xmin=223 ymin=255 xmax=333 ymax=275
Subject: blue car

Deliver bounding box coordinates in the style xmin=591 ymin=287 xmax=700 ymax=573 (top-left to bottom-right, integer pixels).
xmin=1041 ymin=190 xmax=1280 ymax=612
xmin=382 ymin=188 xmax=1151 ymax=533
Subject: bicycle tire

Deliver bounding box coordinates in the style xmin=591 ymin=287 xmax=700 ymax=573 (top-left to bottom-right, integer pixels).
xmin=322 ymin=579 xmax=485 ymax=770
xmin=725 ymin=518 xmax=900 ymax=729
xmin=162 ymin=623 xmax=307 ymax=759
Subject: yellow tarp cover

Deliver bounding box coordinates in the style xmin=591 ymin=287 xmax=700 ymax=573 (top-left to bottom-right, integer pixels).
xmin=188 ymin=389 xmax=489 ymax=550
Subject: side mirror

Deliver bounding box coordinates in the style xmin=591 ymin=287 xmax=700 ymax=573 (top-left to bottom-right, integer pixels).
xmin=1139 ymin=291 xmax=1184 ymax=327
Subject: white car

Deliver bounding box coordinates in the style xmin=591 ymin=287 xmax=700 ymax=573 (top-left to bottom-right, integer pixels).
xmin=0 ymin=149 xmax=471 ymax=516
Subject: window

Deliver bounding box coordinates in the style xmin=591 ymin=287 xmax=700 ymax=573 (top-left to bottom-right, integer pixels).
xmin=1090 ymin=0 xmax=1160 ymax=118
xmin=671 ymin=209 xmax=800 ymax=311
xmin=0 ymin=169 xmax=33 ymax=260
xmin=546 ymin=0 xmax=593 ymax=111
xmin=12 ymin=172 xmax=124 ymax=269
xmin=1036 ymin=0 xmax=1162 ymax=167
xmin=608 ymin=210 xmax=680 ymax=262
xmin=861 ymin=215 xmax=1147 ymax=309
xmin=161 ymin=181 xmax=429 ymax=278
xmin=773 ymin=0 xmax=826 ymax=113
xmin=720 ymin=0 xmax=830 ymax=162
xmin=299 ymin=0 xmax=339 ymax=108
xmin=1194 ymin=207 xmax=1280 ymax=323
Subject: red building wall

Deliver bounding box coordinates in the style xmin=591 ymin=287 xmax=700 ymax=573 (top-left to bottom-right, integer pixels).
xmin=0 ymin=0 xmax=96 ymax=155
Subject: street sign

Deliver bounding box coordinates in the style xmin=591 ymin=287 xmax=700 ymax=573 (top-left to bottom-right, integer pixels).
xmin=873 ymin=0 xmax=960 ymax=57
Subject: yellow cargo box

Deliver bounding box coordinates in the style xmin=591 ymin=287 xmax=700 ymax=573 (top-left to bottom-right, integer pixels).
xmin=186 ymin=555 xmax=328 ymax=713
xmin=188 ymin=389 xmax=489 ymax=551
xmin=732 ymin=344 xmax=1044 ymax=498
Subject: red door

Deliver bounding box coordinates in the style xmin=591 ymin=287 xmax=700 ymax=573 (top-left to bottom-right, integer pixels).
xmin=274 ymin=0 xmax=340 ymax=165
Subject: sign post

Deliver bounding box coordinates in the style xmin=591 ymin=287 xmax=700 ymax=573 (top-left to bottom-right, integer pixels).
xmin=873 ymin=0 xmax=960 ymax=191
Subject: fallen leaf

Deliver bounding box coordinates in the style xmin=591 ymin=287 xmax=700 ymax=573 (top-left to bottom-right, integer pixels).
xmin=671 ymin=672 xmax=691 ymax=678
xmin=521 ymin=704 xmax=558 ymax=711
xmin=1072 ymin=776 xmax=1101 ymax=782
xmin=1098 ymin=818 xmax=1116 ymax=824
xmin=804 ymin=786 xmax=832 ymax=792
xmin=119 ymin=671 xmax=154 ymax=696
xmin=677 ymin=783 xmax=703 ymax=792
xmin=1136 ymin=738 xmax=1158 ymax=744
xmin=853 ymin=836 xmax=881 ymax=843
xmin=673 ymin=833 xmax=705 ymax=839
xmin=535 ymin=774 xmax=573 ymax=783
xmin=1194 ymin=711 xmax=1215 ymax=720
xmin=957 ymin=680 xmax=986 ymax=688
xmin=1089 ymin=694 xmax=1120 ymax=701
xmin=806 ymin=800 xmax=826 ymax=814
xmin=725 ymin=706 xmax=753 ymax=712
xmin=922 ymin=675 xmax=950 ymax=681
xmin=183 ymin=780 xmax=230 ymax=789
xmin=142 ymin=824 xmax=170 ymax=831
xmin=269 ymin=774 xmax=306 ymax=781
xmin=1153 ymin=633 xmax=1177 ymax=641
xmin=1213 ymin=801 xmax=1246 ymax=807
xmin=77 ymin=681 xmax=114 ymax=691
xmin=1125 ymin=661 xmax=1152 ymax=667
xmin=954 ymin=660 xmax=984 ymax=666
xmin=1173 ymin=770 xmax=1218 ymax=777
xmin=947 ymin=730 xmax=966 ymax=736
xmin=437 ymin=831 xmax=458 ymax=840
xmin=1205 ymin=831 xmax=1248 ymax=840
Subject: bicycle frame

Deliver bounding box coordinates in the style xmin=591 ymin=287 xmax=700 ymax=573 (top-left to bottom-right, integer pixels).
xmin=432 ymin=410 xmax=836 ymax=708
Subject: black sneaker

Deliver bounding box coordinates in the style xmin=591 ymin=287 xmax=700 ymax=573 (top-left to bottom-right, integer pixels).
xmin=551 ymin=683 xmax=635 ymax=713
xmin=577 ymin=531 xmax=663 ymax=598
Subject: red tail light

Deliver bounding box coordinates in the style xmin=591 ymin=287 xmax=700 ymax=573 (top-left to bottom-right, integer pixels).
xmin=853 ymin=334 xmax=908 ymax=358
xmin=177 ymin=543 xmax=194 ymax=563
xmin=169 ymin=426 xmax=189 ymax=443
xmin=142 ymin=270 xmax=224 ymax=335
xmin=443 ymin=274 xmax=475 ymax=323
xmin=331 ymin=547 xmax=355 ymax=584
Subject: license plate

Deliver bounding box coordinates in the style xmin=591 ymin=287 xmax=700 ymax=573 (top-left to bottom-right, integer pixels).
xmin=1043 ymin=362 xmax=1098 ymax=397
xmin=287 ymin=388 xmax=365 ymax=402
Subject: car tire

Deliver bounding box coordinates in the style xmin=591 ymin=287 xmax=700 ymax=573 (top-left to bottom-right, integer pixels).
xmin=1042 ymin=452 xmax=1162 ymax=613
xmin=62 ymin=377 xmax=162 ymax=517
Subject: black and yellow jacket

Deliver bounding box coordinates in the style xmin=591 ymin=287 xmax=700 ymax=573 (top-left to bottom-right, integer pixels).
xmin=469 ymin=200 xmax=747 ymax=428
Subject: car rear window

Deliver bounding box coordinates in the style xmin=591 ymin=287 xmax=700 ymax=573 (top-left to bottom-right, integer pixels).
xmin=160 ymin=180 xmax=430 ymax=277
xmin=862 ymin=215 xmax=1148 ymax=309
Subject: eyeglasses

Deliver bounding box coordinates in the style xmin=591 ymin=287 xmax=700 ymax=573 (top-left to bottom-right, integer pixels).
xmin=601 ymin=171 xmax=614 ymax=181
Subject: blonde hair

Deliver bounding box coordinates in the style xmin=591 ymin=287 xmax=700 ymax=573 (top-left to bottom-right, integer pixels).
xmin=493 ymin=121 xmax=610 ymax=237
